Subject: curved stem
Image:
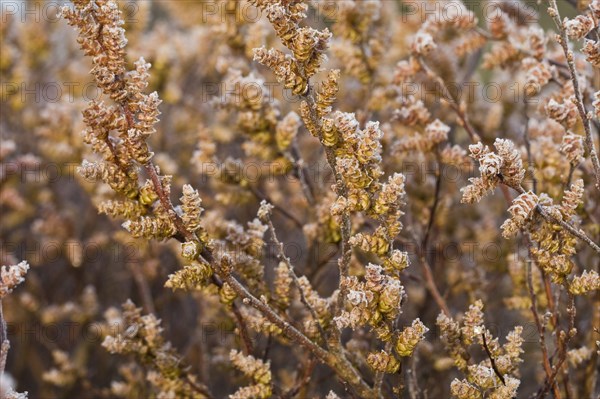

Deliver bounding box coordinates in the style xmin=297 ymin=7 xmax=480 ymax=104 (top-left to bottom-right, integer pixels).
xmin=548 ymin=0 xmax=600 ymax=191
xmin=510 ymin=184 xmax=600 ymax=254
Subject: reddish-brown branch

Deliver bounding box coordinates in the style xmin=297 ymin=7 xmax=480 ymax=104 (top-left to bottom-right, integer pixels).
xmin=538 ymin=292 xmax=577 ymax=399
xmin=418 ymin=253 xmax=450 ymax=316
xmin=511 ymin=184 xmax=600 ymax=254
xmin=230 ymin=303 xmax=254 ymax=355
xmin=525 ymin=250 xmax=560 ymax=399
xmin=548 ymin=0 xmax=600 ymax=191
xmin=418 ymin=57 xmax=481 ymax=143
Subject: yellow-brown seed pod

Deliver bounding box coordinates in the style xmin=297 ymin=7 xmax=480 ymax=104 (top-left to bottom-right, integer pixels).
xmin=367 ymin=351 xmax=400 ymax=374
xmin=165 ymin=261 xmax=212 ymax=291
xmin=346 ymin=189 xmax=370 ymax=212
xmin=369 ymin=309 xmax=383 ymax=325
xmin=569 ymin=270 xmax=600 ymax=295
xmin=383 ymin=250 xmax=409 ymax=272
xmin=139 ymin=184 xmax=158 ymax=205
xmin=450 ymin=379 xmax=482 ymax=399
xmin=349 ymin=232 xmax=390 ymax=256
xmin=394 ymin=319 xmax=428 ymax=356
xmin=291 ymin=75 xmax=308 ymax=96
xmin=219 ymin=282 xmax=237 ymax=305
xmin=321 ymin=118 xmax=338 ymax=147
xmin=292 ymin=28 xmax=315 ymax=63
xmin=181 ymin=241 xmax=201 ymax=261
xmin=325 ymin=217 xmax=342 ymax=243
xmin=374 ymin=236 xmax=390 ymax=256
xmin=374 ymin=324 xmax=393 ymax=342
xmin=378 ymin=281 xmax=403 ymax=314
xmin=316 ymin=69 xmax=340 ymax=118
xmin=300 ymin=101 xmax=319 ymax=137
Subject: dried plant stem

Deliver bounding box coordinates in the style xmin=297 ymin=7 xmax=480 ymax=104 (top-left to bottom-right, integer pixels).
xmin=407 ymin=352 xmax=422 ymax=399
xmin=525 ymin=254 xmax=560 ymax=399
xmin=265 ymin=217 xmax=329 ymax=349
xmin=522 ymin=103 xmax=538 ymax=193
xmin=325 ymin=144 xmax=353 ymax=318
xmin=584 ymin=315 xmax=600 ymax=397
xmin=0 ymin=301 xmax=8 ymax=382
xmin=129 ymin=262 xmax=156 ymax=314
xmin=542 ymin=272 xmax=558 ymax=329
xmin=303 ymin=92 xmax=353 ymax=330
xmin=482 ymin=332 xmax=506 ymax=385
xmin=184 ymin=374 xmax=215 ymax=399
xmin=512 ymin=184 xmax=600 ymax=254
xmin=417 ymin=57 xmax=481 ymax=143
xmin=374 ymin=341 xmax=392 ymax=395
xmin=418 ymin=252 xmax=451 ymax=316
xmin=281 ymin=358 xmax=317 ymax=399
xmin=230 ymin=303 xmax=254 ymax=355
xmin=422 ymin=156 xmax=442 ymax=250
xmin=566 ymin=163 xmax=575 ymax=188
xmin=248 ymin=185 xmax=304 ymax=229
xmin=289 ymin=141 xmax=315 ymax=204
xmin=394 ymin=73 xmax=452 ymax=317
xmin=410 ymin=166 xmax=451 ymax=317
xmin=548 ymin=0 xmax=600 ymax=191
xmin=538 ymin=292 xmax=576 ymax=399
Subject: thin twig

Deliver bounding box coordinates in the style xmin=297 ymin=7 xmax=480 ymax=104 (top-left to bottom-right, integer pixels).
xmin=548 ymin=0 xmax=600 ymax=191
xmin=0 ymin=301 xmax=8 ymax=382
xmin=406 ymin=350 xmax=422 ymax=399
xmin=422 ymin=155 xmax=442 ymax=251
xmin=522 ymin=102 xmax=538 ymax=193
xmin=525 ymin=249 xmax=560 ymax=399
xmin=481 ymin=332 xmax=506 ymax=385
xmin=409 ymin=158 xmax=451 ymax=316
xmin=374 ymin=340 xmax=392 ymax=396
xmin=248 ymin=185 xmax=304 ymax=229
xmin=511 ymin=184 xmax=600 ymax=254
xmin=129 ymin=261 xmax=156 ymax=315
xmin=302 ymin=92 xmax=353 ymax=337
xmin=209 ymin=275 xmax=254 ymax=356
xmin=262 ymin=334 xmax=272 ymax=362
xmin=538 ymin=291 xmax=577 ymax=399
xmin=418 ymin=57 xmax=481 ymax=143
xmin=289 ymin=141 xmax=315 ymax=205
xmin=417 ymin=252 xmax=451 ymax=316
xmin=184 ymin=374 xmax=215 ymax=399
xmin=264 ymin=215 xmax=330 ymax=350
xmin=231 ymin=303 xmax=254 ymax=355
xmin=542 ymin=272 xmax=559 ymax=329
xmin=281 ymin=358 xmax=317 ymax=399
